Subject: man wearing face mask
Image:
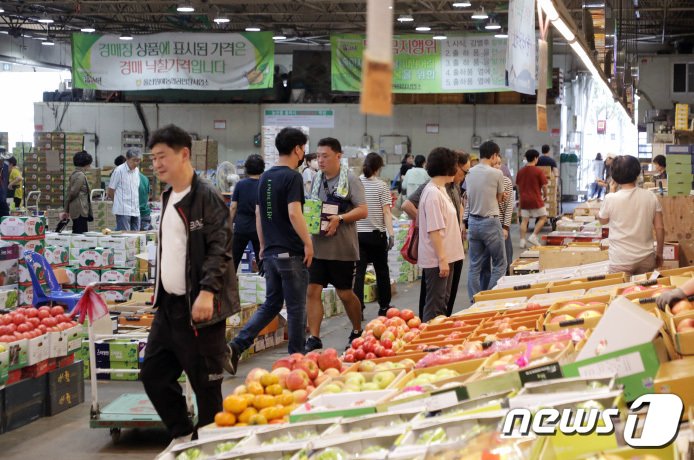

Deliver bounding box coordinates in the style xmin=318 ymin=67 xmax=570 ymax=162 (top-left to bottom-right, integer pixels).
xmin=225 ymin=127 xmax=314 ymax=374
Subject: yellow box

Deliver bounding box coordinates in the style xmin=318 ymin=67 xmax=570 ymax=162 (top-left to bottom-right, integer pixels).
xmin=654 ymin=355 xmax=694 ymax=420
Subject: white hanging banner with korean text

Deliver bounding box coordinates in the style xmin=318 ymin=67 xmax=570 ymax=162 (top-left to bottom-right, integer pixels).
xmin=506 ymin=0 xmax=537 ymax=95
xmin=72 ymin=32 xmax=274 ymax=91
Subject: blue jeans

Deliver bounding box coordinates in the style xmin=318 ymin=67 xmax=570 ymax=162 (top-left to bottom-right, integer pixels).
xmin=232 ymin=255 xmax=308 ymax=354
xmin=140 ymin=214 xmax=152 ymax=231
xmin=467 ymin=216 xmax=507 ymax=300
xmin=480 ymin=231 xmax=514 ymax=289
xmin=116 ymin=214 xmax=140 ymax=231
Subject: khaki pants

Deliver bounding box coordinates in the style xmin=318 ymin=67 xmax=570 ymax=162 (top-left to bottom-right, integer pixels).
xmin=608 ymin=253 xmax=656 ymax=277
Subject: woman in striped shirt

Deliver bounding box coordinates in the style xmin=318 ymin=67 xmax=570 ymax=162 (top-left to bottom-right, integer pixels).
xmin=354 ymin=153 xmax=395 ymax=318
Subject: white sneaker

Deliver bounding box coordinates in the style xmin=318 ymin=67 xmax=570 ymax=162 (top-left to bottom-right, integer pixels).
xmin=156 ymin=434 xmax=194 ymax=460
xmin=528 ymin=234 xmax=541 ymax=247
xmin=519 ymin=239 xmax=526 ymax=249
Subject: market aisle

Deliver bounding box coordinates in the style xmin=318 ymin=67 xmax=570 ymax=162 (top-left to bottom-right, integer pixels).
xmin=0 ymin=227 xmax=523 ymax=459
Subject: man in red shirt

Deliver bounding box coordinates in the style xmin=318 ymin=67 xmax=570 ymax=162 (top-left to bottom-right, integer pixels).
xmin=516 ymin=149 xmax=548 ymax=248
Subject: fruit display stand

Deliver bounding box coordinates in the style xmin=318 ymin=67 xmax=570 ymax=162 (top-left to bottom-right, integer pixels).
xmin=161 ymin=291 xmax=694 ymax=460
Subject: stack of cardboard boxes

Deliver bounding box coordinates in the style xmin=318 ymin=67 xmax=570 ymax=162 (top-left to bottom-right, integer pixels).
xmin=665 ymin=144 xmax=694 ymax=196
xmin=191 ymin=139 xmax=219 ymax=172
xmin=0 ymin=216 xmax=46 ymax=307
xmin=539 ymin=166 xmax=559 ymax=217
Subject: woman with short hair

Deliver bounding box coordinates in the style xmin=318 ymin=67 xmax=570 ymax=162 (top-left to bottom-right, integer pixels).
xmin=62 ymin=150 xmax=94 ymax=234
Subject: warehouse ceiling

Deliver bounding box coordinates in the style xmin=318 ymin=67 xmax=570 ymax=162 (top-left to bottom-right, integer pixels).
xmin=0 ymin=1 xmax=692 ymax=49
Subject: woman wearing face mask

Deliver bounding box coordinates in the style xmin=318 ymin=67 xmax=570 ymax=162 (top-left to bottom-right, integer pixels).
xmin=302 ymin=153 xmax=318 ymax=194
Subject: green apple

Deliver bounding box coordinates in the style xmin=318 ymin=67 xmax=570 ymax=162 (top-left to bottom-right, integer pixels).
xmin=344 ymin=372 xmax=366 ymax=387
xmin=323 ymin=383 xmax=342 ymax=394
xmin=343 ymin=383 xmax=362 ymax=393
xmin=373 ymin=371 xmax=396 ymax=389
xmin=361 ymin=382 xmax=381 ymax=391
xmin=358 ymin=360 xmax=376 ymax=372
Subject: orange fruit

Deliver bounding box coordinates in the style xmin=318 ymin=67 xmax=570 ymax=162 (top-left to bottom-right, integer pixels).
xmin=232 ymin=384 xmax=247 ymax=395
xmin=247 ymin=381 xmax=264 ymax=396
xmin=237 ymin=407 xmax=258 ymax=424
xmin=240 ymin=393 xmax=255 ymax=404
xmin=214 ymin=411 xmax=236 ymax=427
xmin=223 ymin=395 xmax=248 ymax=415
xmin=277 ymin=393 xmax=295 ymax=406
xmin=249 ymin=414 xmax=268 ymax=425
xmin=252 ymin=394 xmax=275 ymax=410
xmin=260 ymin=373 xmax=279 ymax=387
xmin=235 ymin=422 xmax=248 ymax=427
xmin=265 ymin=384 xmax=283 ymax=396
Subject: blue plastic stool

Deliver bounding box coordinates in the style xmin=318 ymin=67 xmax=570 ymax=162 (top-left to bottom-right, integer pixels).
xmin=23 ymin=250 xmax=82 ymax=312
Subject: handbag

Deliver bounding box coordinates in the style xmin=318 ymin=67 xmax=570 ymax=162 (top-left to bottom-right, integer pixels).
xmin=400 ymin=219 xmax=419 ymax=265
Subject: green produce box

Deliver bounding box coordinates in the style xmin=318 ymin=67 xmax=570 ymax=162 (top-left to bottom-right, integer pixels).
xmin=77 ymin=248 xmax=114 ymax=268
xmin=105 ymin=339 xmax=144 ymax=361
xmin=0 ymin=216 xmax=46 ymax=238
xmin=289 ymin=390 xmax=397 ymax=423
xmin=0 ymin=288 xmax=17 ymax=310
xmin=100 ymin=267 xmax=134 ymax=283
xmin=110 ymin=361 xmax=139 ymax=381
xmin=44 ymin=245 xmax=69 ymax=266
xmin=0 ymin=347 xmax=8 ymax=386
xmin=304 ymin=198 xmax=322 ymax=235
xmin=74 ymin=267 xmax=101 ymax=287
xmin=561 ymin=339 xmax=666 ymax=402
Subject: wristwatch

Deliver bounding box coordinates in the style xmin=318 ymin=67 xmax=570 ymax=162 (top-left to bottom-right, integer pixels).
xmin=338 ymin=215 xmax=344 ymax=224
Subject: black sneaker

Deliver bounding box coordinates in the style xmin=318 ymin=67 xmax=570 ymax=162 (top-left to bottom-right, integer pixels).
xmin=304 ymin=336 xmax=323 ymax=353
xmin=377 ymin=307 xmax=389 ymax=317
xmin=347 ymin=330 xmax=363 ymax=348
xmin=222 ymin=343 xmax=240 ymax=376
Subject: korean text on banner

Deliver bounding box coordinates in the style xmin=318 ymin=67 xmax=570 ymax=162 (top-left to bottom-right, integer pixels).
xmin=71 ymin=32 xmax=274 ymax=91
xmin=332 ymin=33 xmax=509 ymax=94
xmin=506 ymin=0 xmax=537 ymax=95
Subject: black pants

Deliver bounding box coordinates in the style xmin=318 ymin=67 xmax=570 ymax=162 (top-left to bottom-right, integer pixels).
xmin=72 ymin=216 xmax=89 ymax=234
xmin=13 ymin=197 xmax=20 ymax=209
xmin=419 ymin=259 xmax=464 ymax=319
xmin=354 ymin=231 xmax=391 ymax=311
xmin=141 ymin=292 xmax=226 ymax=438
xmin=232 ymin=231 xmax=261 ymax=271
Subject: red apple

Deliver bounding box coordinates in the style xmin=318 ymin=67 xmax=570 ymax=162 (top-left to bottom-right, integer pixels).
xmin=380 ymin=338 xmax=393 ymax=349
xmin=305 ymin=351 xmax=320 ymax=363
xmin=286 ymin=369 xmax=310 ymax=391
xmin=351 ymin=337 xmax=364 ymax=349
xmin=386 ymin=308 xmax=400 ymax=319
xmin=317 ymin=351 xmax=341 ymax=371
xmin=272 ymin=357 xmax=294 ymax=370
xmin=296 ymin=358 xmax=319 ymax=380
xmin=672 ymin=299 xmax=694 ymax=315
xmin=365 ymin=352 xmax=377 ymax=360
xmin=407 ymin=317 xmax=421 ymax=329
xmin=354 ymin=348 xmax=366 ymax=360
xmin=676 ymin=318 xmax=694 ymax=333
xmin=399 ymin=309 xmax=415 ymax=321
xmin=372 ymin=323 xmax=386 ymax=339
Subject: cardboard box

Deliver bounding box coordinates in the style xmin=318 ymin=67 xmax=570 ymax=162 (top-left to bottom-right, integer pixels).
xmin=46 ymin=360 xmax=84 ymax=415
xmin=667 ymin=311 xmax=694 ymax=355
xmin=562 ymin=339 xmax=667 ymax=401
xmin=0 ymin=216 xmax=46 ymax=238
xmin=27 ymin=334 xmax=49 ymax=365
xmin=540 ymin=248 xmax=609 ymax=270
xmin=44 ymin=245 xmax=69 ymax=266
xmin=6 ymin=338 xmax=28 ymax=370
xmin=100 ymin=267 xmax=134 ymax=283
xmin=289 ymin=390 xmax=397 ymax=423
xmin=74 ymin=268 xmax=101 ymax=287
xmin=3 ymin=238 xmax=44 ymax=256
xmin=0 ymin=242 xmax=19 ymax=286
xmin=76 ymin=248 xmax=114 ymax=268
xmin=654 ymin=355 xmax=694 ymax=420
xmin=0 ymin=288 xmax=17 ymax=310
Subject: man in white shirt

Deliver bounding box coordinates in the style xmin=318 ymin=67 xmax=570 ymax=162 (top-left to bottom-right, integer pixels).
xmin=598 ymin=155 xmax=664 ymax=276
xmin=108 ymin=148 xmax=141 ymax=231
xmin=140 ymin=125 xmax=239 ymax=444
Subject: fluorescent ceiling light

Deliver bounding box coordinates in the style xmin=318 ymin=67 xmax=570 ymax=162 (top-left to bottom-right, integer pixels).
xmin=495 ymin=30 xmax=509 ymax=38
xmin=81 ymin=26 xmax=96 ymax=33
xmin=176 ymin=5 xmax=195 ymax=13
xmin=583 ymin=2 xmax=606 ymax=7
xmin=21 ymin=34 xmax=32 ymax=38
xmin=33 ymin=36 xmax=46 ymax=40
xmin=551 ymin=17 xmax=576 ymax=42
xmin=538 ymin=0 xmax=559 ymax=21
xmin=415 ymin=26 xmax=431 ymax=31
xmin=485 ymin=20 xmax=501 ymax=30
xmin=245 ymin=26 xmax=261 ymax=32
xmin=0 ymin=8 xmax=4 ymax=13
xmin=471 ymin=7 xmax=488 ymax=19
xmin=397 ymin=14 xmax=414 ymax=22
xmin=213 ymin=16 xmax=230 ymax=24
xmin=273 ymin=35 xmax=287 ymax=40
xmin=433 ymin=34 xmax=447 ymax=40
xmin=120 ymin=33 xmax=133 ymax=40
xmin=42 ymin=39 xmax=54 ymax=46
xmin=38 ymin=14 xmax=54 ymax=24
xmin=452 ymin=2 xmax=472 ymax=7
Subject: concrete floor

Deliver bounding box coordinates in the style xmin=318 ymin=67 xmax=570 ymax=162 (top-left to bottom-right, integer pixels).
xmin=0 ymin=225 xmax=528 ymax=460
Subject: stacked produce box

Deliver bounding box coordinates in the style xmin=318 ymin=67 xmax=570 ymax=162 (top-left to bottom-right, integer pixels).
xmin=388 ymin=220 xmax=417 ymax=283
xmin=0 ymin=216 xmax=46 ymax=307
xmin=29 ymin=132 xmax=86 ymax=210
xmin=665 ymin=144 xmax=694 ymax=196
xmin=539 ymin=165 xmax=559 ymax=217
xmin=191 ymin=139 xmax=219 ymax=172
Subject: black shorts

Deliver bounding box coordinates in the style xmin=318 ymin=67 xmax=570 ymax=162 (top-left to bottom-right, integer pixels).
xmin=309 ymin=258 xmax=356 ymax=290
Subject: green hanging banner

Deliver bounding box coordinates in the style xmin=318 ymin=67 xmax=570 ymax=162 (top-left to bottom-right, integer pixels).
xmin=72 ymin=32 xmax=274 ymax=91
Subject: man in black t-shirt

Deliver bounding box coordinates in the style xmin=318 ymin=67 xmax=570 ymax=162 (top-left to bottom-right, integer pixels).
xmin=225 ymin=128 xmax=314 ymax=374
xmin=536 ymin=144 xmax=558 ymax=175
